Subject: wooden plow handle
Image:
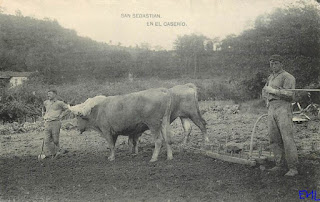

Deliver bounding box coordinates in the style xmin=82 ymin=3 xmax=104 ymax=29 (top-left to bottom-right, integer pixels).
xmin=249 ymin=114 xmax=268 ymax=160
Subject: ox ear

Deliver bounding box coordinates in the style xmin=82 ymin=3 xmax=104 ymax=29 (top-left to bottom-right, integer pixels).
xmin=73 ymin=112 xmax=88 ymax=119
xmin=75 ymin=112 xmax=84 ymax=117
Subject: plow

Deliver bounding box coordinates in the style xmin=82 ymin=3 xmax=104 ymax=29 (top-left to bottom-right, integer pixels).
xmin=187 ymin=89 xmax=320 ymax=167
xmin=185 ymin=113 xmax=270 ymax=167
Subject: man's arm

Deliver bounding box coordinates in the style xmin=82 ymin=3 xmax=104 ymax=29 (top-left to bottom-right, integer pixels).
xmin=275 ymin=76 xmax=295 ymax=101
xmin=59 ymin=101 xmax=71 ymax=119
xmin=264 ymin=75 xmax=295 ymax=101
xmin=262 ymin=76 xmax=271 ymax=99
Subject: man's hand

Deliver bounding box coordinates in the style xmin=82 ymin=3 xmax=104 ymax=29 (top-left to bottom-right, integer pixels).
xmin=264 ymin=86 xmax=277 ymax=94
xmin=59 ymin=109 xmax=71 ymax=119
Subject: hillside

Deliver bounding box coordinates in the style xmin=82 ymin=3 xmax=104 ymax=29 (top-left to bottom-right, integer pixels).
xmin=1 ymin=1 xmax=320 ymax=87
xmin=0 ymin=13 xmax=179 ymax=83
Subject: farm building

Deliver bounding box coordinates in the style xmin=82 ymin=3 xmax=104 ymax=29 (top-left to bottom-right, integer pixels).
xmin=0 ymin=71 xmax=34 ymax=87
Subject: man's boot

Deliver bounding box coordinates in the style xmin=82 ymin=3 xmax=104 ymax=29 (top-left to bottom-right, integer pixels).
xmin=268 ymin=154 xmax=284 ymax=172
xmin=284 ymin=168 xmax=298 ymax=177
xmin=268 ymin=166 xmax=282 ymax=172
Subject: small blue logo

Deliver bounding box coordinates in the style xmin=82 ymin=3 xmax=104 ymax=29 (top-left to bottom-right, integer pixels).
xmin=299 ymin=190 xmax=320 ymax=201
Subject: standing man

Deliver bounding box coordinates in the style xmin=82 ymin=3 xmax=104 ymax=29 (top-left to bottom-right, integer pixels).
xmin=262 ymin=54 xmax=299 ymax=177
xmin=42 ymin=89 xmax=69 ymax=159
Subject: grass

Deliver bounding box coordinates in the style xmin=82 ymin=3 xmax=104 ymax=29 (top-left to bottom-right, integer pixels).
xmin=4 ymin=77 xmax=253 ymax=123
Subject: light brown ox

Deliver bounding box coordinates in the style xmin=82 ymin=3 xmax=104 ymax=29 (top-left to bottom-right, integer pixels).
xmin=69 ymin=88 xmax=173 ymax=162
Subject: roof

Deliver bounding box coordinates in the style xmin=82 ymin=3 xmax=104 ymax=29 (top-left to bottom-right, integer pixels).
xmin=0 ymin=71 xmax=34 ymax=79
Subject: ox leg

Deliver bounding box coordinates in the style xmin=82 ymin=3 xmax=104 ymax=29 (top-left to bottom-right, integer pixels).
xmin=190 ymin=116 xmax=210 ymax=144
xmin=160 ymin=116 xmax=173 ymax=161
xmin=133 ymin=133 xmax=140 ymax=154
xmin=150 ymin=129 xmax=163 ymax=162
xmin=128 ymin=133 xmax=140 ymax=155
xmin=128 ymin=135 xmax=134 ymax=153
xmin=181 ymin=118 xmax=192 ymax=145
xmin=149 ymin=113 xmax=173 ymax=162
xmin=101 ymin=129 xmax=116 ymax=161
xmin=113 ymin=135 xmax=118 ymax=145
xmin=163 ymin=124 xmax=173 ymax=161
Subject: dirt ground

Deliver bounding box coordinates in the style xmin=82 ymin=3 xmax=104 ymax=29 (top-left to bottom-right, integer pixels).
xmin=1 ymin=101 xmax=320 ymax=202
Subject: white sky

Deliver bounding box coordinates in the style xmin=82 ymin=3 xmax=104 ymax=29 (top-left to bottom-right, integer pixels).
xmin=0 ymin=0 xmax=310 ymax=50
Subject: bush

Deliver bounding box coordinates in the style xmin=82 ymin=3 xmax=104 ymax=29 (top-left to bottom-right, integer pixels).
xmin=241 ymin=71 xmax=267 ymax=100
xmin=0 ymin=82 xmax=44 ymax=123
xmin=193 ymin=79 xmax=246 ymax=102
xmin=0 ymin=77 xmax=258 ymax=122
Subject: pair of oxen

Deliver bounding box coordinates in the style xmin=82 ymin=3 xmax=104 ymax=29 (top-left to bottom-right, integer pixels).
xmin=69 ymin=83 xmax=209 ymax=162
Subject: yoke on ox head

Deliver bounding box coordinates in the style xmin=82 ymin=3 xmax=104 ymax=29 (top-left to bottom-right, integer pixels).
xmin=68 ymin=95 xmax=107 ymax=134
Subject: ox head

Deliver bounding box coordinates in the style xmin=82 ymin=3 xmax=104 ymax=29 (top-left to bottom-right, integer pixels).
xmin=76 ymin=115 xmax=89 ymax=134
xmin=68 ymin=106 xmax=90 ymax=134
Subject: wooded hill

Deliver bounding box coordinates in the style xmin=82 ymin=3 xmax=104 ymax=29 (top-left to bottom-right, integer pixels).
xmin=0 ymin=1 xmax=319 ymax=93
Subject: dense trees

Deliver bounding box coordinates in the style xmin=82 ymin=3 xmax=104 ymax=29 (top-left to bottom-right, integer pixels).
xmin=215 ymin=1 xmax=320 ymax=96
xmin=1 ymin=1 xmax=319 ymax=86
xmin=173 ymin=34 xmax=208 ymax=77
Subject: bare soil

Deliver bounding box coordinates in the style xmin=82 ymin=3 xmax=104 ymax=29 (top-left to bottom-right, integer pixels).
xmin=1 ymin=101 xmax=320 ymax=202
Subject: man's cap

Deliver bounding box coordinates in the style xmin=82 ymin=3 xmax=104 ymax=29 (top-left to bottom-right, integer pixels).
xmin=48 ymin=89 xmax=57 ymax=94
xmin=269 ymin=54 xmax=283 ymax=62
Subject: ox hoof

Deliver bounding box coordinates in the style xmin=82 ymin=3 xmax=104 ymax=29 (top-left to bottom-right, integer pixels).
xmin=167 ymin=156 xmax=173 ymax=161
xmin=182 ymin=139 xmax=188 ymax=145
xmin=149 ymin=158 xmax=158 ymax=163
xmin=201 ymin=144 xmax=211 ymax=151
xmin=204 ymin=137 xmax=210 ymax=144
xmin=131 ymin=153 xmax=138 ymax=157
xmin=108 ymin=156 xmax=115 ymax=161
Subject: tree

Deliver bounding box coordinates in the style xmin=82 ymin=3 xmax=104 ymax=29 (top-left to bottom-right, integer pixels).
xmin=153 ymin=45 xmax=164 ymax=51
xmin=173 ymin=34 xmax=207 ymax=78
xmin=140 ymin=42 xmax=151 ymax=50
xmin=15 ymin=10 xmax=23 ymax=17
xmin=218 ymin=0 xmax=320 ymax=88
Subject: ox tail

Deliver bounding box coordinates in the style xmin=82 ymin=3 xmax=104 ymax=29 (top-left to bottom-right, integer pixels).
xmin=191 ymin=84 xmax=209 ymax=144
xmin=192 ymin=84 xmax=207 ymax=127
xmin=185 ymin=83 xmax=202 ymax=116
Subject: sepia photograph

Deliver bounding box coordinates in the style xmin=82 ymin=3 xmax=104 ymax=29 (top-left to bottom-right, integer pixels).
xmin=0 ymin=0 xmax=320 ymax=201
